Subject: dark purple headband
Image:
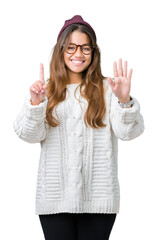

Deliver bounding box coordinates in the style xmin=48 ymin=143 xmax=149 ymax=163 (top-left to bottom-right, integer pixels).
xmin=57 ymin=15 xmax=96 ymax=42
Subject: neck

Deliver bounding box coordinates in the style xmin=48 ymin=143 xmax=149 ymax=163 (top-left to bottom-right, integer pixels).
xmin=67 ymin=70 xmax=83 ymax=84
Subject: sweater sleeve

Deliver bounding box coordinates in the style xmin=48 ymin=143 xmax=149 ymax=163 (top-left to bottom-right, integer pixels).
xmin=109 ymin=89 xmax=145 ymax=141
xmin=13 ymin=94 xmax=48 ymax=143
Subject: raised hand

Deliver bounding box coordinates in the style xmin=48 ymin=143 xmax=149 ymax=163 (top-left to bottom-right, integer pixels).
xmin=107 ymin=58 xmax=133 ymax=103
xmin=30 ymin=63 xmax=47 ymax=105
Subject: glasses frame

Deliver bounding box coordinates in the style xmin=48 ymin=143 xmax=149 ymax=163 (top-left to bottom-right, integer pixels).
xmin=63 ymin=43 xmax=95 ymax=55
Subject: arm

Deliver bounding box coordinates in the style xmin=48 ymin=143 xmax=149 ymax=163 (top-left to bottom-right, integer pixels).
xmin=110 ymin=91 xmax=145 ymax=141
xmin=107 ymin=58 xmax=145 ymax=140
xmin=13 ymin=94 xmax=48 ymax=143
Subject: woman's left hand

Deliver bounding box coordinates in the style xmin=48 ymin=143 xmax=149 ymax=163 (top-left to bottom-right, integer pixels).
xmin=107 ymin=58 xmax=133 ymax=103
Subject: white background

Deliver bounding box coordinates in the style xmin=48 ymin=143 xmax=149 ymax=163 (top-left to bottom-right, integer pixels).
xmin=0 ymin=0 xmax=157 ymax=239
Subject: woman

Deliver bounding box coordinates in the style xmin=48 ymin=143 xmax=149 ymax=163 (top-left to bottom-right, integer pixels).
xmin=13 ymin=15 xmax=145 ymax=240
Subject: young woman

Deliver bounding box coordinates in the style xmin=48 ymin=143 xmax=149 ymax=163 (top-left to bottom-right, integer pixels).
xmin=13 ymin=15 xmax=145 ymax=240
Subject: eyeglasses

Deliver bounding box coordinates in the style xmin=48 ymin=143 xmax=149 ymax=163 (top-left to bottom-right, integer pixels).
xmin=63 ymin=43 xmax=95 ymax=55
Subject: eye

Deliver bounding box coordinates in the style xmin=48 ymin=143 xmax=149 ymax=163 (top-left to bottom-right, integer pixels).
xmin=67 ymin=46 xmax=75 ymax=50
xmin=67 ymin=44 xmax=76 ymax=50
xmin=83 ymin=46 xmax=91 ymax=51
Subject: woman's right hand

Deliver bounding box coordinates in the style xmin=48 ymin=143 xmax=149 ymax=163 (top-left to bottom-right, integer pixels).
xmin=29 ymin=63 xmax=47 ymax=105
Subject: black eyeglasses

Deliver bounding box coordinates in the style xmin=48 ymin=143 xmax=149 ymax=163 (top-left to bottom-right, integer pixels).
xmin=63 ymin=43 xmax=95 ymax=55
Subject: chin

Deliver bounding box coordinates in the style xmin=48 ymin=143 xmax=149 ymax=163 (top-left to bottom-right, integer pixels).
xmin=70 ymin=64 xmax=90 ymax=72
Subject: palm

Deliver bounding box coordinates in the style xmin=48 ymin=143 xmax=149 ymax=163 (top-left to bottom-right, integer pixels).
xmin=108 ymin=58 xmax=133 ymax=102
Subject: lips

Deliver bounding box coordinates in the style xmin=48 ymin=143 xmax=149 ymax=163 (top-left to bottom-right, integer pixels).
xmin=71 ymin=59 xmax=85 ymax=66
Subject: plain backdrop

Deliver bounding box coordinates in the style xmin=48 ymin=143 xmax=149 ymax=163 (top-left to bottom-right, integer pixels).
xmin=0 ymin=0 xmax=157 ymax=239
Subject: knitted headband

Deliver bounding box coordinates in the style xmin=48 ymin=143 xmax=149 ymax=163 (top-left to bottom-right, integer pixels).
xmin=57 ymin=15 xmax=96 ymax=42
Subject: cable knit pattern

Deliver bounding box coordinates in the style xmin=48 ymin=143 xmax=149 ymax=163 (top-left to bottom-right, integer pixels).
xmin=13 ymin=80 xmax=145 ymax=214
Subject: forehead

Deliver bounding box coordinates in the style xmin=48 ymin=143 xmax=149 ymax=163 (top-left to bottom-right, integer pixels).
xmin=68 ymin=30 xmax=90 ymax=44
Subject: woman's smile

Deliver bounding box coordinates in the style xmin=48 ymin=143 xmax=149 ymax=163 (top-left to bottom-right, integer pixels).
xmin=70 ymin=59 xmax=85 ymax=66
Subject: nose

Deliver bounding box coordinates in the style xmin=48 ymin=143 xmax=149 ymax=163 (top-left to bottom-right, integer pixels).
xmin=73 ymin=46 xmax=83 ymax=56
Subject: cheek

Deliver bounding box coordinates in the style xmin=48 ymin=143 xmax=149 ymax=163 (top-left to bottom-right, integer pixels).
xmin=63 ymin=54 xmax=69 ymax=68
xmin=86 ymin=56 xmax=92 ymax=66
xmin=63 ymin=53 xmax=67 ymax=63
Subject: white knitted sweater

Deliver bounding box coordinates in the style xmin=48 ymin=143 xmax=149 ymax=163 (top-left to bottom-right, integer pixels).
xmin=13 ymin=79 xmax=145 ymax=215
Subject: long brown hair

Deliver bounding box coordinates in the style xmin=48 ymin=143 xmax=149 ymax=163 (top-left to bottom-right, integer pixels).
xmin=45 ymin=24 xmax=107 ymax=129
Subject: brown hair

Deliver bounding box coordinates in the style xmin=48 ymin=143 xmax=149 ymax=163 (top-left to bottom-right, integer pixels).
xmin=45 ymin=24 xmax=107 ymax=129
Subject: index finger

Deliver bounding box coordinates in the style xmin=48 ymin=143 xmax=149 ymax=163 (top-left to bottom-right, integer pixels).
xmin=40 ymin=63 xmax=45 ymax=84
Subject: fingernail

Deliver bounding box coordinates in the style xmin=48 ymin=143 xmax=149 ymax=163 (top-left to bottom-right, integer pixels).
xmin=36 ymin=91 xmax=38 ymax=94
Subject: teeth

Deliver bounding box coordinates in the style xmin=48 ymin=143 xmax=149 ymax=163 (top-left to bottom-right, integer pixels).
xmin=71 ymin=60 xmax=83 ymax=63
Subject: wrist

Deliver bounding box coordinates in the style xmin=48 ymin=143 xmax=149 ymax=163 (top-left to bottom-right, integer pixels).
xmin=30 ymin=98 xmax=43 ymax=105
xmin=118 ymin=96 xmax=130 ymax=103
xmin=118 ymin=96 xmax=134 ymax=108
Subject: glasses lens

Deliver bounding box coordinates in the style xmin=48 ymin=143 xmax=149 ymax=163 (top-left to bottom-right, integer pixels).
xmin=66 ymin=44 xmax=76 ymax=54
xmin=82 ymin=45 xmax=93 ymax=55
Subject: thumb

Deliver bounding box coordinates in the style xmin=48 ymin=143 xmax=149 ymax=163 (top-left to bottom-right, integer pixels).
xmin=107 ymin=77 xmax=115 ymax=87
xmin=43 ymin=84 xmax=47 ymax=96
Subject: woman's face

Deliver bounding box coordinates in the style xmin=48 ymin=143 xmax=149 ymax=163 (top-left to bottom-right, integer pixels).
xmin=63 ymin=31 xmax=92 ymax=74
